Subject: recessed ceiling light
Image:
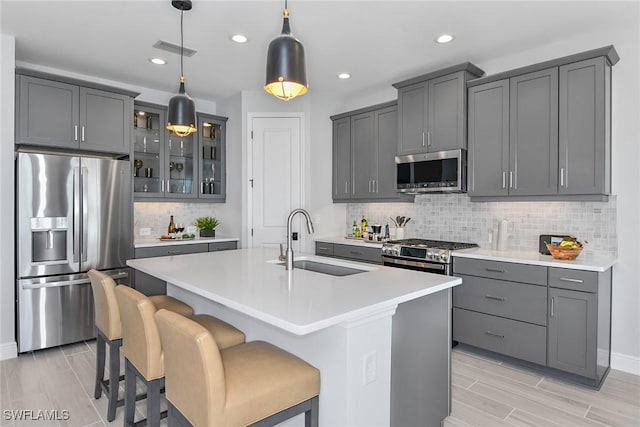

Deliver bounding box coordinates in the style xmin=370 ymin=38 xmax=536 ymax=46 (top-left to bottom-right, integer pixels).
xmin=435 ymin=34 xmax=455 ymax=44
xmin=149 ymin=57 xmax=167 ymax=65
xmin=338 ymin=73 xmax=351 ymax=79
xmin=231 ymin=34 xmax=248 ymax=43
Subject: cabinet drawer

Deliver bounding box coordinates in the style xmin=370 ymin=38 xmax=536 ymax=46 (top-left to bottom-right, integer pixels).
xmin=453 ymin=308 xmax=547 ymax=365
xmin=548 ymin=268 xmax=597 ymax=293
xmin=453 ymin=275 xmax=547 ymax=325
xmin=135 ymin=243 xmax=209 ymax=258
xmin=453 ymin=257 xmax=547 ymax=285
xmin=315 ymin=242 xmax=334 ymax=256
xmin=333 ymin=243 xmax=381 ymax=264
xmin=208 ymin=241 xmax=237 ymax=252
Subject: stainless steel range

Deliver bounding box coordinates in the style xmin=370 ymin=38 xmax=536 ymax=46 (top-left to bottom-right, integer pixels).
xmin=382 ymin=239 xmax=478 ymax=275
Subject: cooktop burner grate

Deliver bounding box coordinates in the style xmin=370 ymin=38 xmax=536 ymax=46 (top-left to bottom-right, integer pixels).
xmin=387 ymin=239 xmax=478 ymax=250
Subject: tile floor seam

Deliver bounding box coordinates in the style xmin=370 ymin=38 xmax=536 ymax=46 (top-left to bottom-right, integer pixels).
xmin=584 ymin=403 xmax=593 ymax=418
xmin=466 ymin=379 xmax=479 ymax=390
xmin=504 ymin=407 xmax=516 ymax=421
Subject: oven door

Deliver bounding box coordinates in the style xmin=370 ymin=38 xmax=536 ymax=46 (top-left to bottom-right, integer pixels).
xmin=382 ymin=256 xmax=450 ymax=275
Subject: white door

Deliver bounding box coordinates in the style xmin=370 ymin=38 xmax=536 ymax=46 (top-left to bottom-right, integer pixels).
xmin=250 ymin=116 xmax=303 ymax=251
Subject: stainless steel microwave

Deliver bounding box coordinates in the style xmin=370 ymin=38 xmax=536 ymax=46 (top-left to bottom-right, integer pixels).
xmin=396 ymin=149 xmax=467 ymax=193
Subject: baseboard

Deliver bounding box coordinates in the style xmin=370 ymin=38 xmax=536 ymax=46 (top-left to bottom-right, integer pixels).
xmin=0 ymin=341 xmax=17 ymax=360
xmin=611 ymin=351 xmax=640 ymax=376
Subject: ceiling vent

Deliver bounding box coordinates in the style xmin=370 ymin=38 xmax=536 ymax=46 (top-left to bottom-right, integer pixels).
xmin=153 ymin=40 xmax=197 ymax=57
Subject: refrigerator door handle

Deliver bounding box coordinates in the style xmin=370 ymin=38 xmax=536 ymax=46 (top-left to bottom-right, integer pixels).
xmin=73 ymin=167 xmax=80 ymax=262
xmin=81 ymin=166 xmax=88 ymax=262
xmin=20 ymin=271 xmax=129 ymax=290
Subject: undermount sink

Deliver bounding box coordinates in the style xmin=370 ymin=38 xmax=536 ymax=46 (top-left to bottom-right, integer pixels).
xmin=271 ymin=258 xmax=371 ymax=276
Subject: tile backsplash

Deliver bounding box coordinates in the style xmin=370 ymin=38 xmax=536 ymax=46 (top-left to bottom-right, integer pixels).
xmin=134 ymin=202 xmax=222 ymax=237
xmin=346 ymin=194 xmax=617 ymax=256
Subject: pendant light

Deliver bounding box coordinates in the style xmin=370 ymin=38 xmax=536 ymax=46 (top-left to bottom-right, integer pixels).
xmin=166 ymin=0 xmax=196 ymax=137
xmin=264 ymin=0 xmax=308 ymax=101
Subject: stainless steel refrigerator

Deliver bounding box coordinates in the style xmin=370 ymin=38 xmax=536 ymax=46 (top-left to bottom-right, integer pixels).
xmin=16 ymin=151 xmax=132 ymax=353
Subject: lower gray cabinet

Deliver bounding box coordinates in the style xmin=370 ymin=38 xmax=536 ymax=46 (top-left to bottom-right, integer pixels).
xmin=134 ymin=241 xmax=237 ymax=295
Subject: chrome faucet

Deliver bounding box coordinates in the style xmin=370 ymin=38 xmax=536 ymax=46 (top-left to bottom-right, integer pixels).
xmin=285 ymin=208 xmax=314 ymax=270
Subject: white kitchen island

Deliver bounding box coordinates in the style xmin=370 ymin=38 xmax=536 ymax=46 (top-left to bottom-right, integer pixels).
xmin=127 ymin=247 xmax=461 ymax=427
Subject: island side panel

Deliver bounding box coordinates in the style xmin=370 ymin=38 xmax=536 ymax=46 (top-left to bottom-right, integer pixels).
xmin=167 ymin=283 xmax=396 ymax=427
xmin=391 ymin=288 xmax=452 ymax=426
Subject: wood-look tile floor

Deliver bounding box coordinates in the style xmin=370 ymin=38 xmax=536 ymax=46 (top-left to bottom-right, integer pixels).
xmin=0 ymin=341 xmax=638 ymax=426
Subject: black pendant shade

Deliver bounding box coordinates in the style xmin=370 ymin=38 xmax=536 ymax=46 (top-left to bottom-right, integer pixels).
xmin=264 ymin=8 xmax=308 ymax=101
xmin=166 ymin=0 xmax=197 ymax=137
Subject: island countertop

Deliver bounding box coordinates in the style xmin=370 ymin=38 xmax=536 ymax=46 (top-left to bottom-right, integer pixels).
xmin=126 ymin=247 xmax=461 ymax=335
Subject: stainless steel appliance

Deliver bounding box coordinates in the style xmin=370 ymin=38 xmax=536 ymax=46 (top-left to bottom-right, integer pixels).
xmin=16 ymin=151 xmax=132 ymax=352
xmin=396 ymin=149 xmax=467 ymax=193
xmin=382 ymin=238 xmax=477 ymax=275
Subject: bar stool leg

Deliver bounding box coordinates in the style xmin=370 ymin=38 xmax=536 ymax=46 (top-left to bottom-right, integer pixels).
xmin=124 ymin=359 xmax=136 ymax=427
xmin=305 ymin=396 xmax=319 ymax=427
xmin=94 ymin=333 xmax=105 ymax=399
xmin=147 ymin=378 xmax=162 ymax=427
xmin=106 ymin=338 xmax=121 ymax=422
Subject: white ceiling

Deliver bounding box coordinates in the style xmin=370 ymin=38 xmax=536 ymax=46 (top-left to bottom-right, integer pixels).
xmin=0 ymin=1 xmax=632 ymax=101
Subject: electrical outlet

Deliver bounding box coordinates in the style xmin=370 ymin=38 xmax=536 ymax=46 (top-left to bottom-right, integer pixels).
xmin=140 ymin=227 xmax=151 ymax=236
xmin=364 ymin=351 xmax=377 ymax=385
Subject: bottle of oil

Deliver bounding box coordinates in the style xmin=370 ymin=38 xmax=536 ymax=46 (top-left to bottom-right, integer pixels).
xmin=361 ymin=215 xmax=367 ymax=234
xmin=168 ymin=215 xmax=176 ymax=234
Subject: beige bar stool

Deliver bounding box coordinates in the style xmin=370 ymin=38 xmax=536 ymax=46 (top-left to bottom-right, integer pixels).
xmin=155 ymin=309 xmax=320 ymax=427
xmin=115 ymin=285 xmax=245 ymax=427
xmin=88 ymin=269 xmax=194 ymax=422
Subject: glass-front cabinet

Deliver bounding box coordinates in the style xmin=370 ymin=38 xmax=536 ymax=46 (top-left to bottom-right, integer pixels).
xmin=132 ymin=102 xmax=226 ymax=202
xmin=197 ymin=113 xmax=227 ymax=201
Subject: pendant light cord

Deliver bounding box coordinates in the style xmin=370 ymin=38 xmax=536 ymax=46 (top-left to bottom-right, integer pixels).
xmin=180 ymin=10 xmax=184 ymax=78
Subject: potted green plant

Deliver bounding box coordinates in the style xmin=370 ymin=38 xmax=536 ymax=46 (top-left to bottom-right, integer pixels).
xmin=195 ymin=216 xmax=219 ymax=238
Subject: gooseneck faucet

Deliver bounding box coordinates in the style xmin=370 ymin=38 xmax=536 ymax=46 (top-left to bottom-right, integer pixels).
xmin=285 ymin=208 xmax=314 ymax=270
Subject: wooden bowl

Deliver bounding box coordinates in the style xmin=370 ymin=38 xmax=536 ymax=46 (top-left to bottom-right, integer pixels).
xmin=546 ymin=243 xmax=583 ymax=260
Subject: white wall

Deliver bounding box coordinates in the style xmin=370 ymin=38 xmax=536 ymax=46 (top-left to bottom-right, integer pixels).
xmin=341 ymin=10 xmax=640 ymax=374
xmin=0 ymin=35 xmax=16 ymax=360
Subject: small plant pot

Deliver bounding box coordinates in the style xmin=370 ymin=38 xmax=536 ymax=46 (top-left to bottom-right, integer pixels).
xmin=199 ymin=229 xmax=215 ymax=238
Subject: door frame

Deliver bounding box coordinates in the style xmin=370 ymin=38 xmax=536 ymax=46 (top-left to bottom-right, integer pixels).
xmin=246 ymin=112 xmax=306 ymax=249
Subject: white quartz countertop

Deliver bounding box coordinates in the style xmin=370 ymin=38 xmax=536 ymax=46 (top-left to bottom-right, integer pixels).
xmin=134 ymin=236 xmax=239 ymax=249
xmin=315 ymin=236 xmax=385 ymax=248
xmin=452 ymin=247 xmax=617 ymax=272
xmin=126 ymin=247 xmax=461 ymax=335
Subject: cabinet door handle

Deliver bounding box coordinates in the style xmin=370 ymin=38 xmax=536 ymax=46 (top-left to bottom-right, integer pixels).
xmin=422 ymin=132 xmax=426 ymax=147
xmin=345 ymin=181 xmax=348 ymax=194
xmin=167 ymin=179 xmax=170 ymax=193
xmin=368 ymin=180 xmax=372 ymax=193
xmin=559 ymin=277 xmax=584 ymax=284
xmin=161 ymin=180 xmax=164 ymax=192
xmin=560 ymin=167 xmax=565 ymax=187
xmin=485 ymin=294 xmax=506 ymax=302
xmin=81 ymin=126 xmax=85 ymax=142
xmin=485 ymin=331 xmax=505 ymax=339
xmin=509 ymin=171 xmax=514 ymax=188
xmin=74 ymin=125 xmax=78 ymax=141
xmin=427 ymin=131 xmax=432 ymax=146
xmin=374 ymin=180 xmax=377 ymax=193
xmin=485 ymin=268 xmax=505 ymax=273
xmin=502 ymin=171 xmax=507 ymax=189
xmin=550 ymin=297 xmax=555 ymax=317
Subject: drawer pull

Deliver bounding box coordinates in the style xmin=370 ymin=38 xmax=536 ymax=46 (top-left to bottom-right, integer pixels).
xmin=318 ymin=246 xmax=331 ymax=251
xmin=484 ymin=294 xmax=506 ymax=302
xmin=485 ymin=268 xmax=505 ymax=273
xmin=485 ymin=331 xmax=505 ymax=339
xmin=349 ymin=250 xmax=364 ymax=255
xmin=167 ymin=251 xmax=183 ymax=255
xmin=559 ymin=277 xmax=584 ymax=284
xmin=550 ymin=297 xmax=555 ymax=317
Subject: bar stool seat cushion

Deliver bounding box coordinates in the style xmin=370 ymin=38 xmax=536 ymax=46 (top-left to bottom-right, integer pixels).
xmin=188 ymin=314 xmax=245 ymax=351
xmin=222 ymin=341 xmax=320 ymax=426
xmin=149 ymin=295 xmax=194 ymax=317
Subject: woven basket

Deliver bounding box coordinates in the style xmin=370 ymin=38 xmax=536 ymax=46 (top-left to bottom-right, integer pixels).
xmin=546 ymin=243 xmax=583 ymax=260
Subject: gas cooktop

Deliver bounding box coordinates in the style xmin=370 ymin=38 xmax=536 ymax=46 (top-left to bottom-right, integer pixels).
xmin=385 ymin=239 xmax=478 ymax=250
xmin=382 ymin=238 xmax=478 ymax=264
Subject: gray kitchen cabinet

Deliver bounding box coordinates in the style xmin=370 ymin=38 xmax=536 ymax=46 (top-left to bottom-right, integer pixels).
xmin=394 ymin=63 xmax=484 ymax=156
xmin=134 ymin=241 xmax=237 ymax=295
xmin=558 ymin=57 xmax=611 ymax=196
xmin=16 ymin=73 xmax=134 ymax=155
xmin=467 ymin=46 xmax=618 ymax=201
xmin=467 ymin=80 xmax=510 ymax=197
xmin=315 ymin=241 xmax=382 ymax=265
xmin=197 ymin=113 xmax=228 ymax=202
xmin=509 ymin=68 xmax=559 ymax=196
xmin=332 ymin=117 xmax=351 ymax=201
xmin=331 ymin=101 xmax=410 ymax=202
xmin=547 ymin=267 xmax=611 ymax=384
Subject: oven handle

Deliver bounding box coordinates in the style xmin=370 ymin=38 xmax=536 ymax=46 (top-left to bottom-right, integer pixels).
xmin=382 ymin=256 xmax=446 ymax=271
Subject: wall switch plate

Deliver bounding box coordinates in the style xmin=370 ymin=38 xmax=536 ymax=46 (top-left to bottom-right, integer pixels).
xmin=364 ymin=351 xmax=377 ymax=384
xmin=140 ymin=227 xmax=151 ymax=236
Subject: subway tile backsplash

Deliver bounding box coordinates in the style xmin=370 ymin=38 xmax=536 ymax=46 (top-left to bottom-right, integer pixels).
xmin=134 ymin=202 xmax=221 ymax=237
xmin=346 ymin=194 xmax=617 ymax=256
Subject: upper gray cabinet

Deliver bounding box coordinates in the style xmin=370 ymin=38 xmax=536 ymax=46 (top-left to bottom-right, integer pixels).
xmin=16 ymin=71 xmax=136 ymax=155
xmin=467 ymin=46 xmax=619 ymax=201
xmin=197 ymin=113 xmax=228 ymax=202
xmin=331 ymin=101 xmax=411 ymax=203
xmin=393 ymin=63 xmax=484 ymax=156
